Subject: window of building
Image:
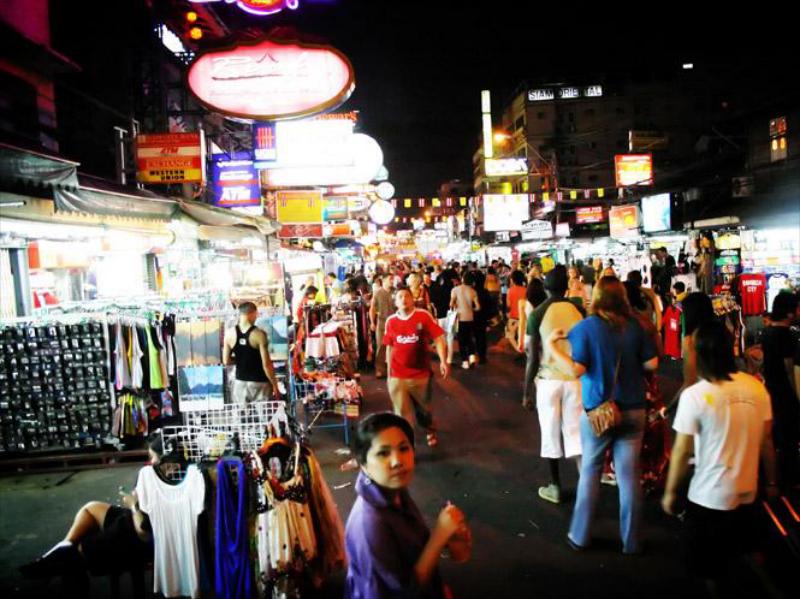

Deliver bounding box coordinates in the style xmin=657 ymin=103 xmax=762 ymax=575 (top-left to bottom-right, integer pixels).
xmin=588 ymin=174 xmax=598 ymax=182
xmin=557 ymin=113 xmax=563 ymax=122
xmin=569 ymin=146 xmax=575 ymax=154
xmin=0 ymin=72 xmax=39 ymax=145
xmin=585 ymin=108 xmax=595 ymax=117
xmin=568 ymin=112 xmax=574 ymax=122
xmin=590 ymin=141 xmax=597 ymax=149
xmin=537 ymin=111 xmax=546 ymax=120
xmin=515 ymin=116 xmax=525 ymax=130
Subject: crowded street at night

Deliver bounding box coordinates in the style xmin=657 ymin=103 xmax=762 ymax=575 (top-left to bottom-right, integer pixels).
xmin=1 ymin=2 xmax=799 ymax=598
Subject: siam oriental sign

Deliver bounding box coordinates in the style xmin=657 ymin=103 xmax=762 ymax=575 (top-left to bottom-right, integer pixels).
xmin=528 ymin=85 xmax=603 ymax=102
xmin=189 ymin=0 xmax=299 ymax=17
xmin=187 ymin=38 xmax=355 ymax=122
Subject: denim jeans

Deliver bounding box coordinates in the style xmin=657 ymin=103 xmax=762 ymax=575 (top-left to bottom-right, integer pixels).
xmin=568 ymin=408 xmax=645 ymax=553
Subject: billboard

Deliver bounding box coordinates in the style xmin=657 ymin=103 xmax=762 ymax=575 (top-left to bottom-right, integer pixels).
xmin=276 ymin=190 xmax=323 ymax=224
xmin=609 ymin=204 xmax=640 ymax=238
xmin=615 ymin=154 xmax=653 ymax=187
xmin=641 ymin=193 xmax=671 ymax=233
xmin=210 ymin=152 xmax=261 ymax=208
xmin=485 ymin=158 xmax=527 ymax=177
xmin=187 ymin=38 xmax=355 ymax=122
xmin=482 ymin=194 xmax=530 ymax=232
xmin=253 ymin=123 xmax=277 ymax=162
xmin=136 ymin=132 xmax=204 ymax=184
xmin=575 ymin=206 xmax=605 ymax=224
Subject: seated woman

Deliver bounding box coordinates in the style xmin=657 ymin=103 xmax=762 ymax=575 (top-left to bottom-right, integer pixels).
xmin=345 ymin=412 xmax=471 ymax=599
xmin=19 ymin=433 xmax=162 ymax=583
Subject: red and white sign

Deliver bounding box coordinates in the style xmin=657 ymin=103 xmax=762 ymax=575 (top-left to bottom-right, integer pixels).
xmin=187 ymin=38 xmax=355 ymax=122
xmin=575 ymin=206 xmax=605 ymax=224
xmin=609 ymin=204 xmax=640 ymax=238
xmin=278 ymin=224 xmax=323 ymax=238
xmin=136 ymin=133 xmax=205 ymax=184
xmin=615 ymin=154 xmax=653 ymax=187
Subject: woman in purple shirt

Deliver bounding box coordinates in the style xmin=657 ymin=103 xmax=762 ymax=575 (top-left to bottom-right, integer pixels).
xmin=345 ymin=413 xmax=469 ymax=599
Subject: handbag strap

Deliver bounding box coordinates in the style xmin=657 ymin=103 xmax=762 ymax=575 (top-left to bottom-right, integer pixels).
xmin=607 ymin=324 xmax=623 ymax=402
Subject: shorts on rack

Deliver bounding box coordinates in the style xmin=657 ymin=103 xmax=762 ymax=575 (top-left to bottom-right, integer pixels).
xmin=535 ymin=378 xmax=582 ymax=459
xmin=233 ymin=380 xmax=272 ymax=403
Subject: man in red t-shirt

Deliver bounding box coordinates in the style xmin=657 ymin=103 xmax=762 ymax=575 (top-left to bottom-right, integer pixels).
xmin=384 ymin=288 xmax=450 ymax=447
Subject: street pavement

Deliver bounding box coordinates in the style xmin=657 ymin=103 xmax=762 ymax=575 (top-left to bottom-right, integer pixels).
xmin=0 ymin=335 xmax=782 ymax=598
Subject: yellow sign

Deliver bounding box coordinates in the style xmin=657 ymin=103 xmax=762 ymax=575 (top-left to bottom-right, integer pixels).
xmin=276 ymin=190 xmax=324 ymax=224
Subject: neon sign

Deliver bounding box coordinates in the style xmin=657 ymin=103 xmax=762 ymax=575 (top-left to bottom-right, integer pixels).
xmin=187 ymin=37 xmax=355 ymax=122
xmin=189 ymin=0 xmax=299 ymax=17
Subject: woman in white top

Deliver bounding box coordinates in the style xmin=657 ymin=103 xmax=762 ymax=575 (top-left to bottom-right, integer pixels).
xmin=663 ymin=320 xmax=777 ymax=590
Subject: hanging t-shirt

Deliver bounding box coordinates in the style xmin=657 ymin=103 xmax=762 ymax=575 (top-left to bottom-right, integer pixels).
xmin=766 ymin=274 xmax=789 ymax=315
xmin=130 ymin=326 xmax=145 ymax=390
xmin=383 ymin=309 xmax=445 ymax=379
xmin=136 ymin=464 xmax=206 ymax=599
xmin=673 ymin=372 xmax=772 ymax=510
xmin=738 ymin=273 xmax=767 ymax=316
xmin=114 ymin=323 xmax=132 ymax=391
xmin=663 ymin=305 xmax=683 ymax=360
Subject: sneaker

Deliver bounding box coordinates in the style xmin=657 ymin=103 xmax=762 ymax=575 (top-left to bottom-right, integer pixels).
xmin=468 ymin=354 xmax=478 ymax=365
xmin=538 ymin=484 xmax=561 ymax=504
xmin=461 ymin=361 xmax=470 ymax=370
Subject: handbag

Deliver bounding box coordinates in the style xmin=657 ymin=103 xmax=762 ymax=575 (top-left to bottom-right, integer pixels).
xmin=586 ymin=355 xmax=622 ymax=437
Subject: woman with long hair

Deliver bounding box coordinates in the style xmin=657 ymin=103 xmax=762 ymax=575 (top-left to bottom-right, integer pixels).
xmin=567 ymin=265 xmax=589 ymax=309
xmin=547 ymin=277 xmax=659 ymax=554
xmin=407 ymin=273 xmax=432 ymax=314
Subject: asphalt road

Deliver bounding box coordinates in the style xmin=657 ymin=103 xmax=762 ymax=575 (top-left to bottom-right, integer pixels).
xmin=0 ymin=336 xmax=789 ymax=598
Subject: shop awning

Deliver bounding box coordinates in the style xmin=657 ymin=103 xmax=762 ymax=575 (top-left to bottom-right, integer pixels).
xmin=179 ymin=200 xmax=276 ymax=235
xmin=0 ymin=143 xmax=80 ymax=196
xmin=197 ymin=225 xmax=266 ymax=247
xmin=54 ymin=175 xmax=179 ymax=221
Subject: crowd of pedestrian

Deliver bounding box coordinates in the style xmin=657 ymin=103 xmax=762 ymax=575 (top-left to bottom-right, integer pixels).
xmin=341 ymin=251 xmax=799 ymax=599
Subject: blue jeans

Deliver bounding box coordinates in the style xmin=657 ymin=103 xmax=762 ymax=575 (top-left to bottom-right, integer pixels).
xmin=568 ymin=408 xmax=645 ymax=553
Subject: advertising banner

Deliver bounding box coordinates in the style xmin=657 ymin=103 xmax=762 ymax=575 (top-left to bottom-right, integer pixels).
xmin=614 ymin=154 xmax=653 ymax=187
xmin=482 ymin=194 xmax=530 ymax=232
xmin=276 ymin=189 xmax=323 ymax=224
xmin=136 ymin=132 xmax=204 ymax=184
xmin=253 ymin=123 xmax=277 ymax=163
xmin=575 ymin=206 xmax=605 ymax=224
xmin=277 ymin=224 xmax=324 ymax=238
xmin=210 ymin=152 xmax=261 ymax=208
xmin=609 ymin=204 xmax=640 ymax=238
xmin=641 ymin=193 xmax=671 ymax=232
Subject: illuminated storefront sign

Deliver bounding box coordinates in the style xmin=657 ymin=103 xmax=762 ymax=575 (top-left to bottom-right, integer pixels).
xmin=584 ymin=85 xmax=603 ymax=97
xmin=520 ymin=219 xmax=553 ymax=240
xmin=252 ymin=123 xmax=277 ymax=162
xmin=135 ymin=132 xmax=205 ymax=184
xmin=609 ymin=204 xmax=640 ymax=238
xmin=485 ymin=158 xmax=528 ymax=177
xmin=276 ymin=189 xmax=323 ymax=224
xmin=189 ymin=0 xmax=299 ymax=17
xmin=271 ymin=119 xmax=356 ymax=168
xmin=323 ymin=196 xmax=349 ymax=221
xmin=262 ymin=134 xmax=383 ymax=186
xmin=482 ymin=194 xmax=531 ymax=232
xmin=575 ymin=206 xmax=605 ymax=224
xmin=210 ymin=152 xmax=261 ymax=208
xmin=614 ymin=154 xmax=653 ymax=187
xmin=187 ymin=38 xmax=355 ymax=121
xmin=278 ymin=223 xmax=323 ymax=238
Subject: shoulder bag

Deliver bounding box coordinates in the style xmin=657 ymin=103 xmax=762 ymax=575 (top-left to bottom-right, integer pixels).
xmin=586 ymin=354 xmax=622 ymax=437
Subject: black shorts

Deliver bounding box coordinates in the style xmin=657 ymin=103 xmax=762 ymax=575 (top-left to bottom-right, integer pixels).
xmin=80 ymin=506 xmax=151 ymax=575
xmin=683 ymin=501 xmax=760 ymax=579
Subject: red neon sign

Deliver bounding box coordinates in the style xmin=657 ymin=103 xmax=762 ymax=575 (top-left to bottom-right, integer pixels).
xmin=187 ymin=38 xmax=355 ymax=122
xmin=189 ymin=0 xmax=299 ymax=17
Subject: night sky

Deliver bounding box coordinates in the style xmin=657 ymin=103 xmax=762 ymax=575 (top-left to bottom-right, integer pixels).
xmin=52 ymin=1 xmax=798 ymax=197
